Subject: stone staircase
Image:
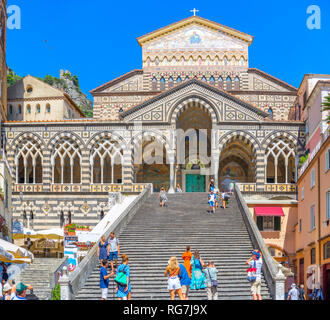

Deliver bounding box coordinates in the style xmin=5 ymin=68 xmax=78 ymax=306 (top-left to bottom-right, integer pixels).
xmin=75 ymin=193 xmax=272 ymax=300
xmin=17 ymin=258 xmax=63 ymax=300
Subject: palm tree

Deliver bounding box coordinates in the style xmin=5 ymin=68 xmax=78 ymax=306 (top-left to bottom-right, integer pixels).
xmin=322 ymin=93 xmax=330 ymax=124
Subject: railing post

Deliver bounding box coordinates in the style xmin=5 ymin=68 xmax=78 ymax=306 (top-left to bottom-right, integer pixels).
xmin=274 ymin=264 xmax=286 ymax=300
xmin=59 ymin=266 xmax=71 ymax=300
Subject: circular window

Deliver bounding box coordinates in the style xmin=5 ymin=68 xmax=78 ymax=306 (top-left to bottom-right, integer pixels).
xmin=26 ymin=86 xmax=33 ymax=93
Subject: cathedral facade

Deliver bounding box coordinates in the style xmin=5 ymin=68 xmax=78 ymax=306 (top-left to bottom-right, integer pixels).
xmin=3 ymin=16 xmax=306 ymax=230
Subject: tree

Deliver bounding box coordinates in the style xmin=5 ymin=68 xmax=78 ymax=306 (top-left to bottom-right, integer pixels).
xmin=322 ymin=93 xmax=330 ymax=124
xmin=7 ymin=68 xmax=22 ymax=87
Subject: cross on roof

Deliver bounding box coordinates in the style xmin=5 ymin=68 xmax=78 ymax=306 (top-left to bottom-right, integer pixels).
xmin=190 ymin=8 xmax=199 ymax=16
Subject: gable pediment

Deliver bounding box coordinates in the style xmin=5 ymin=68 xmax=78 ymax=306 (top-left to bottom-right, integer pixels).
xmin=120 ymin=79 xmax=269 ymax=123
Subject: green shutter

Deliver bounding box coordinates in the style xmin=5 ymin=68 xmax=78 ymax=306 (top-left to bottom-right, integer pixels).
xmin=257 ymin=216 xmax=263 ymax=231
xmin=274 ymin=216 xmax=281 ymax=231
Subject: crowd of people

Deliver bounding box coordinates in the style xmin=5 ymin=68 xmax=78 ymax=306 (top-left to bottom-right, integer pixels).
xmin=164 ymin=246 xmax=219 ymax=300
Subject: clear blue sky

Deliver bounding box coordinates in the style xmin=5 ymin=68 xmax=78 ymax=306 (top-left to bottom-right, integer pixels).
xmin=7 ymin=0 xmax=330 ymax=99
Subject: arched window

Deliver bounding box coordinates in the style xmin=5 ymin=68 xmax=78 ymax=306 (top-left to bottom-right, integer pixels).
xmin=16 ymin=138 xmax=43 ymax=184
xmin=226 ymin=77 xmax=232 ymax=90
xmin=209 ymin=76 xmax=215 ymax=85
xmin=218 ymin=77 xmax=223 ymax=89
xmin=9 ymin=105 xmax=13 ymax=114
xmin=52 ymin=137 xmax=82 ymax=184
xmin=46 ymin=104 xmax=51 ymax=113
xmin=36 ymin=104 xmax=41 ymax=113
xmin=268 ymin=108 xmax=274 ymax=119
xmin=160 ymin=77 xmax=165 ymax=90
xmin=68 ymin=211 xmax=72 ymax=224
xmin=168 ymin=77 xmax=174 ymax=88
xmin=90 ymin=138 xmax=124 ymax=184
xmin=176 ymin=76 xmax=182 ymax=83
xmin=100 ymin=210 xmax=104 ymax=220
xmin=223 ymin=57 xmax=228 ymax=66
xmin=152 ymin=77 xmax=157 ymax=90
xmin=23 ymin=210 xmax=27 ymax=228
xmin=239 ymin=57 xmax=245 ymax=66
xmin=18 ymin=105 xmax=22 ymax=114
xmin=234 ymin=77 xmax=240 ymax=90
xmin=26 ymin=105 xmax=31 ymax=114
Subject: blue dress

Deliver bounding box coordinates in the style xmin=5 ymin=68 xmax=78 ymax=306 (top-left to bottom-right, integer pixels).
xmin=190 ymin=256 xmax=206 ymax=290
xmin=116 ymin=264 xmax=131 ymax=298
xmin=98 ymin=241 xmax=108 ymax=260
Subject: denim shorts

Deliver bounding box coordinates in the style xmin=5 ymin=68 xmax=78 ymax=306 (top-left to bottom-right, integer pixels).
xmin=109 ymin=251 xmax=118 ymax=261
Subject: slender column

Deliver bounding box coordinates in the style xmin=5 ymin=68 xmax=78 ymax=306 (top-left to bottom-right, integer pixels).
xmin=123 ymin=148 xmax=134 ymax=192
xmin=212 ymin=153 xmax=220 ymax=189
xmin=274 ymin=158 xmax=278 ymax=184
xmin=168 ymin=153 xmax=175 ymax=194
xmin=61 ymin=158 xmax=64 ymax=184
xmin=285 ymin=158 xmax=288 ymax=184
xmin=256 ymin=150 xmax=266 ymax=192
xmin=33 ymin=161 xmax=36 ymax=184
xmin=101 ymin=158 xmax=104 ymax=184
xmin=24 ymin=159 xmax=27 ymax=184
xmin=70 ymin=162 xmax=73 ymax=184
xmin=111 ymin=164 xmax=114 ymax=184
xmin=81 ymin=149 xmax=91 ymax=192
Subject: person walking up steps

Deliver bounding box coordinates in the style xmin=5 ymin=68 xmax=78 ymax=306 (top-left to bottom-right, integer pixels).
xmin=100 ymin=259 xmax=114 ymax=300
xmin=205 ymin=261 xmax=218 ymax=300
xmin=208 ymin=190 xmax=216 ymax=215
xmin=221 ymin=190 xmax=227 ymax=209
xmin=115 ymin=254 xmax=131 ymax=300
xmin=109 ymin=232 xmax=120 ymax=273
xmin=178 ymin=261 xmax=191 ymax=300
xmin=182 ymin=246 xmax=192 ymax=279
xmin=208 ymin=179 xmax=215 ymax=192
xmin=165 ymin=257 xmax=184 ymax=300
xmin=159 ymin=187 xmax=168 ymax=207
xmin=190 ymin=250 xmax=206 ymax=291
xmin=246 ymin=250 xmax=263 ymax=300
xmin=98 ymin=235 xmax=109 ymax=265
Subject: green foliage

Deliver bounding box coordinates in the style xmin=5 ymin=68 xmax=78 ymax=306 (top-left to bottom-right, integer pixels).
xmin=7 ymin=68 xmax=23 ymax=87
xmin=299 ymin=154 xmax=308 ymax=165
xmin=322 ymin=94 xmax=330 ymax=124
xmin=51 ymin=284 xmax=61 ymax=300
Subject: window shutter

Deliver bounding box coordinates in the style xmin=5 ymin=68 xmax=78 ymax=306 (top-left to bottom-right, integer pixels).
xmin=257 ymin=216 xmax=263 ymax=231
xmin=274 ymin=216 xmax=281 ymax=231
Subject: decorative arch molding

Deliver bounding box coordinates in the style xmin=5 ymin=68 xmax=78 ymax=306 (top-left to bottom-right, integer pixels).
xmin=131 ymin=130 xmax=171 ymax=152
xmin=10 ymin=132 xmax=46 ymax=152
xmin=87 ymin=131 xmax=127 ymax=151
xmin=47 ymin=131 xmax=86 ymax=151
xmin=169 ymin=95 xmax=219 ymax=125
xmin=261 ymin=131 xmax=298 ymax=151
xmin=218 ymin=130 xmax=261 ymax=153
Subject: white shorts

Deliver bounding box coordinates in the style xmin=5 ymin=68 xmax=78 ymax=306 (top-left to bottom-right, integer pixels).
xmin=101 ymin=288 xmax=108 ymax=299
xmin=251 ymin=279 xmax=261 ymax=295
xmin=168 ymin=276 xmax=181 ymax=291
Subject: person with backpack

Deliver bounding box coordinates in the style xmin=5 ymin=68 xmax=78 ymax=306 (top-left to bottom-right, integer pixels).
xmin=208 ymin=179 xmax=215 ymax=192
xmin=204 ymin=261 xmax=218 ymax=300
xmin=246 ymin=250 xmax=263 ymax=300
xmin=115 ymin=254 xmax=131 ymax=300
xmin=99 ymin=259 xmax=114 ymax=300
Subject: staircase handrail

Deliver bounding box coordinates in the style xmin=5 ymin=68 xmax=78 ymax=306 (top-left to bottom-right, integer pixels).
xmin=235 ymin=184 xmax=286 ymax=299
xmin=63 ymin=184 xmax=152 ymax=299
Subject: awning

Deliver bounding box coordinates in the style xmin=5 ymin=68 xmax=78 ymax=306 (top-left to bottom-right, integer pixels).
xmin=254 ymin=207 xmax=285 ymax=216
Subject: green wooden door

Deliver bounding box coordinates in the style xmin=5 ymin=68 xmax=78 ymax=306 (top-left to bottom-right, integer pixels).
xmin=186 ymin=174 xmax=205 ymax=192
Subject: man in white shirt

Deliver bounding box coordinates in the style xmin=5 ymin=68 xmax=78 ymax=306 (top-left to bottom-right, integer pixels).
xmin=287 ymin=283 xmax=300 ymax=300
xmin=246 ymin=250 xmax=263 ymax=300
xmin=208 ymin=191 xmax=216 ymax=215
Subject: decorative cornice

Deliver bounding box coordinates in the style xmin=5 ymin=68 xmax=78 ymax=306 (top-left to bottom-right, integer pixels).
xmin=248 ymin=68 xmax=298 ymax=92
xmin=91 ymin=70 xmax=143 ymax=94
xmin=120 ymin=78 xmax=269 ymax=120
xmin=137 ymin=16 xmax=253 ymax=46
